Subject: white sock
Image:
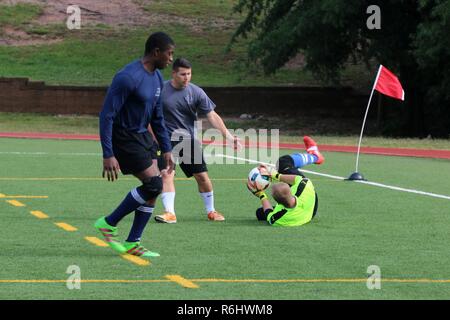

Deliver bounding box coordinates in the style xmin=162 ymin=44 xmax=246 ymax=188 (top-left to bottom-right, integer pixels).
xmin=200 ymin=191 xmax=215 ymax=213
xmin=161 ymin=192 xmax=176 ymax=214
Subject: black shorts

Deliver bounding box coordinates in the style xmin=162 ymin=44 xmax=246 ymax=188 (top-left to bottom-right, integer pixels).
xmin=157 ymin=138 xmax=207 ymax=178
xmin=112 ymin=126 xmax=158 ymax=175
xmin=276 ymin=155 xmax=306 ymax=177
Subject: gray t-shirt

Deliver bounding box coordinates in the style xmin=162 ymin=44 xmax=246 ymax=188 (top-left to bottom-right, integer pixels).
xmin=161 ymin=81 xmax=216 ymax=140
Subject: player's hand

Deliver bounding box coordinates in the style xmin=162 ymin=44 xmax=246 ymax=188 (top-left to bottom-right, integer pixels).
xmin=246 ymin=180 xmax=268 ymax=199
xmin=163 ymin=152 xmax=174 ymax=175
xmin=103 ymin=157 xmax=121 ymax=182
xmin=232 ymin=136 xmax=243 ymax=151
xmin=258 ymin=164 xmax=280 ymax=181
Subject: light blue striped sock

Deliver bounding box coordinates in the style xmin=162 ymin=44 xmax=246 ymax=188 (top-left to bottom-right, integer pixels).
xmin=290 ymin=153 xmax=318 ymax=168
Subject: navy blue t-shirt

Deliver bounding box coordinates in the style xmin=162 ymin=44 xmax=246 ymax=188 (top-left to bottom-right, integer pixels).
xmin=99 ymin=59 xmax=172 ymax=158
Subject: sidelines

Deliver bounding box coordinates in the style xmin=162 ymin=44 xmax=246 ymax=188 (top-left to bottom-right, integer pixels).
xmin=1 ymin=132 xmax=450 ymax=159
xmin=212 ymin=153 xmax=450 ymax=201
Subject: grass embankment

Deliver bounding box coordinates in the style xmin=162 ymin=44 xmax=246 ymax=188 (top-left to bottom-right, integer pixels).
xmin=0 ymin=1 xmax=371 ymax=87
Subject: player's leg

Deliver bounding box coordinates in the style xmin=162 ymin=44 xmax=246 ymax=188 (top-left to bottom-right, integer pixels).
xmin=192 ymin=172 xmax=224 ymax=221
xmin=155 ymin=149 xmax=178 ymax=223
xmin=94 ymin=161 xmax=154 ymax=254
xmin=95 ymin=130 xmax=161 ymax=256
xmin=155 ymin=169 xmax=177 ymax=223
xmin=123 ymin=162 xmax=162 ymax=257
xmin=191 ymin=171 xmax=223 ymax=221
xmin=302 ymin=136 xmax=324 ymax=164
xmin=180 ymin=139 xmax=224 ymax=221
xmin=276 ymin=136 xmax=324 ymax=174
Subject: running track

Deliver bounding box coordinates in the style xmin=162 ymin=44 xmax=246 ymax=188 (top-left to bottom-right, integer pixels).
xmin=0 ymin=131 xmax=449 ymax=160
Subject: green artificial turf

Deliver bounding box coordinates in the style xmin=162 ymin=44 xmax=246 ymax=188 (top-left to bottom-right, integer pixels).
xmin=0 ymin=137 xmax=449 ymax=299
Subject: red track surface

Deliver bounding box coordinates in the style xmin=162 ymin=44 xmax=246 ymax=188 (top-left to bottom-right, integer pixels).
xmin=1 ymin=131 xmax=449 ymax=159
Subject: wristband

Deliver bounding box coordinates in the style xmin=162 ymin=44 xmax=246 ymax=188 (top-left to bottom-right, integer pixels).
xmin=258 ymin=192 xmax=268 ymax=200
xmin=271 ymin=172 xmax=281 ymax=181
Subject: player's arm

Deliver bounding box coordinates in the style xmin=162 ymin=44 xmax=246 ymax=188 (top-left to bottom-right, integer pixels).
xmin=99 ymin=73 xmax=133 ymax=181
xmin=259 ymin=165 xmax=300 ymax=186
xmin=278 ymin=174 xmax=300 ymax=186
xmin=150 ymin=89 xmax=174 ymax=174
xmin=206 ymin=110 xmax=242 ymax=149
xmin=246 ymin=180 xmax=273 ymax=211
xmin=147 ymin=125 xmax=158 ymax=143
xmin=261 ymin=197 xmax=273 ymax=212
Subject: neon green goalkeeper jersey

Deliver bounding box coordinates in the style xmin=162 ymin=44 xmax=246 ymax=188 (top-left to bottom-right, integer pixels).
xmin=267 ymin=176 xmax=317 ymax=227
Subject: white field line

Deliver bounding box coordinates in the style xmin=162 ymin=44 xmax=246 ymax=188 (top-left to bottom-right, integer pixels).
xmin=1 ymin=150 xmax=449 ymax=201
xmin=211 ymin=153 xmax=450 ymax=201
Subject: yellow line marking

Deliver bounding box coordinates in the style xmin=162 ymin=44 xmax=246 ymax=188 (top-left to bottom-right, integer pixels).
xmin=192 ymin=278 xmax=450 ymax=284
xmin=0 ymin=278 xmax=449 ymax=284
xmin=3 ymin=195 xmax=48 ymax=199
xmin=121 ymin=254 xmax=151 ymax=266
xmin=6 ymin=200 xmax=25 ymax=207
xmin=55 ymin=222 xmax=77 ymax=232
xmin=30 ymin=210 xmax=49 ymax=219
xmin=0 ymin=279 xmax=169 ymax=283
xmin=165 ymin=275 xmax=199 ymax=288
xmin=84 ymin=237 xmax=108 ymax=247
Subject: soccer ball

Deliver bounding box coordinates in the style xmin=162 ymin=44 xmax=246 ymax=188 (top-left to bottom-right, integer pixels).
xmin=248 ymin=167 xmax=270 ymax=191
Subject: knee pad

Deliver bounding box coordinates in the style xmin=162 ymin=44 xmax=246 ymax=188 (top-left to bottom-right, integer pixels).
xmin=137 ymin=176 xmax=163 ymax=201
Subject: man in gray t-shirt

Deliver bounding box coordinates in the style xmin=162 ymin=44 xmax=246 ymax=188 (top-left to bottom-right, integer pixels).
xmin=154 ymin=58 xmax=242 ymax=223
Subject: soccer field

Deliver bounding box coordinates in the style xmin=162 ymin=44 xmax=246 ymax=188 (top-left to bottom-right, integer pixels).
xmin=1 ymin=137 xmax=450 ymax=300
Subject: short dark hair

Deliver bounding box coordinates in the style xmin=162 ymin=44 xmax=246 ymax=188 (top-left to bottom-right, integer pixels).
xmin=172 ymin=58 xmax=192 ymax=71
xmin=144 ymin=32 xmax=175 ymax=56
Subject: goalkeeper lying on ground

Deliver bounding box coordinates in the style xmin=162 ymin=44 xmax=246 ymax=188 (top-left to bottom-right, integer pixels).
xmin=247 ymin=136 xmax=324 ymax=227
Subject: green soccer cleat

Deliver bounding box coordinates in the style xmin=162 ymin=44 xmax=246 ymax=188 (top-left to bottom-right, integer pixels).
xmin=123 ymin=241 xmax=160 ymax=258
xmin=94 ymin=217 xmax=127 ymax=254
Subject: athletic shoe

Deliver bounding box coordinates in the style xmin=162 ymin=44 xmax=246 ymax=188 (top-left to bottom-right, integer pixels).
xmin=123 ymin=241 xmax=160 ymax=258
xmin=303 ymin=136 xmax=325 ymax=165
xmin=207 ymin=211 xmax=225 ymax=221
xmin=154 ymin=212 xmax=177 ymax=224
xmin=94 ymin=217 xmax=126 ymax=253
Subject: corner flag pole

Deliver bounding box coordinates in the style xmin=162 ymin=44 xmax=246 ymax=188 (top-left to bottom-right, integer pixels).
xmin=348 ymin=65 xmax=382 ymax=181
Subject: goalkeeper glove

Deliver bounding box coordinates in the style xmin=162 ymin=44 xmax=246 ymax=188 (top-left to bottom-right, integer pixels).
xmin=246 ymin=181 xmax=268 ymax=200
xmin=254 ymin=190 xmax=268 ymax=200
xmin=258 ymin=164 xmax=281 ymax=182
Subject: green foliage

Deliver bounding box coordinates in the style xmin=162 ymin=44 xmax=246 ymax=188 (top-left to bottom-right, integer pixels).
xmin=139 ymin=0 xmax=237 ymax=20
xmin=0 ymin=3 xmax=43 ymax=29
xmin=0 ymin=25 xmax=320 ymax=86
xmin=230 ymin=0 xmax=450 ymax=137
xmin=414 ymin=0 xmax=450 ymax=136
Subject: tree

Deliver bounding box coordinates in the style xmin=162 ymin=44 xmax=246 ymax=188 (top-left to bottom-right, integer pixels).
xmin=229 ymin=0 xmax=450 ymax=137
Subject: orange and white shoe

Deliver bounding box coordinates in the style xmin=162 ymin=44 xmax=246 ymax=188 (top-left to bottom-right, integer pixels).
xmin=207 ymin=211 xmax=225 ymax=221
xmin=154 ymin=212 xmax=177 ymax=224
xmin=303 ymin=136 xmax=325 ymax=165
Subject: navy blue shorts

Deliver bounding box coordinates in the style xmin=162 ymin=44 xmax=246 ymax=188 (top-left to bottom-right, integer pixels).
xmin=112 ymin=126 xmax=158 ymax=175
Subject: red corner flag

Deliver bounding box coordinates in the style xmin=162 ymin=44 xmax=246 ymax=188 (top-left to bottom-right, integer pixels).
xmin=374 ymin=65 xmax=405 ymax=101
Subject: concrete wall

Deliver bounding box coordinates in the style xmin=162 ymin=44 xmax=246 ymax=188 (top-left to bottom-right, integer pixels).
xmin=0 ymin=77 xmax=369 ymax=119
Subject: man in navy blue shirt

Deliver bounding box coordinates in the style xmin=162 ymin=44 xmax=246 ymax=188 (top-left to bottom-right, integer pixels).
xmin=95 ymin=32 xmax=175 ymax=258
